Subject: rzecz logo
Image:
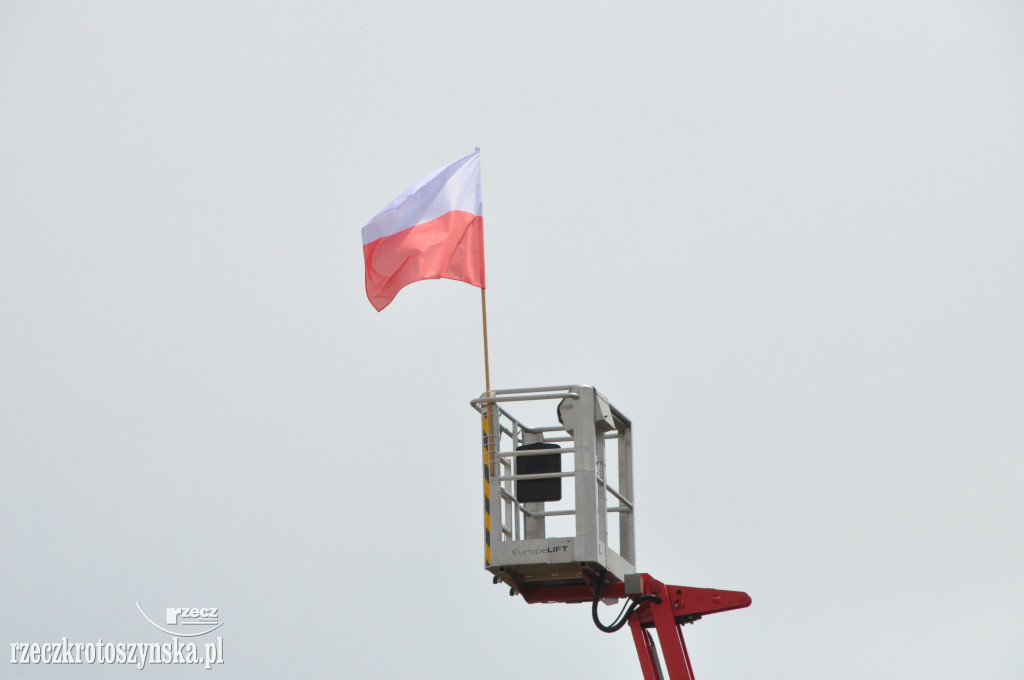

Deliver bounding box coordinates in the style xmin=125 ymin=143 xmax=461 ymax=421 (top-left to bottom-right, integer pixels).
xmin=136 ymin=604 xmax=223 ymax=637
xmin=166 ymin=608 xmax=218 ymax=626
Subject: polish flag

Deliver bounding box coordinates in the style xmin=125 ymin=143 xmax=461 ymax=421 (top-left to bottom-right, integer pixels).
xmin=361 ymin=149 xmax=485 ymax=311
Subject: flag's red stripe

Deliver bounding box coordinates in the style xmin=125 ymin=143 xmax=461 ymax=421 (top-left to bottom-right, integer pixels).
xmin=363 ymin=210 xmax=485 ymax=311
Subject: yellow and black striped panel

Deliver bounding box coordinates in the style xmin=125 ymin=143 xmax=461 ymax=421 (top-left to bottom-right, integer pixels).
xmin=482 ymin=412 xmax=491 ymax=565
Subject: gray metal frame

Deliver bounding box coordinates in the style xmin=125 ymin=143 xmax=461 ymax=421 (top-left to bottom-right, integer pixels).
xmin=471 ymin=385 xmax=636 ymax=588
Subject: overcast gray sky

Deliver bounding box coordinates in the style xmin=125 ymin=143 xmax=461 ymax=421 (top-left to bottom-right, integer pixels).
xmin=2 ymin=1 xmax=1022 ymax=678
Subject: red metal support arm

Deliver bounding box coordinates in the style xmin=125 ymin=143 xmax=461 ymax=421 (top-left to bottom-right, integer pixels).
xmin=519 ymin=573 xmax=751 ymax=680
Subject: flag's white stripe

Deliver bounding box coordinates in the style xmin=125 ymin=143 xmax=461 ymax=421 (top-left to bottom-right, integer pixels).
xmin=361 ymin=149 xmax=482 ymax=245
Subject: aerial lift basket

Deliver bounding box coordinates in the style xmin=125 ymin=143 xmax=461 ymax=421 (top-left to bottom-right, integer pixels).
xmin=471 ymin=385 xmax=751 ymax=680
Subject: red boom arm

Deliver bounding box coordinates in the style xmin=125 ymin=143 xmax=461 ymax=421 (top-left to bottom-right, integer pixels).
xmin=519 ymin=573 xmax=751 ymax=680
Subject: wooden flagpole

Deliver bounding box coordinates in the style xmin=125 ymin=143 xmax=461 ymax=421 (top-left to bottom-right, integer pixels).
xmin=480 ymin=288 xmax=492 ymax=395
xmin=480 ymin=286 xmax=494 ymax=567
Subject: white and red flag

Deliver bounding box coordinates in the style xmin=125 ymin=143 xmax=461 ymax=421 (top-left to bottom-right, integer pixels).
xmin=361 ymin=149 xmax=485 ymax=311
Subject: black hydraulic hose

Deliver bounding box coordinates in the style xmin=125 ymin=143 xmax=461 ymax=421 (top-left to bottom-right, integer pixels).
xmin=591 ymin=569 xmax=662 ymax=633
